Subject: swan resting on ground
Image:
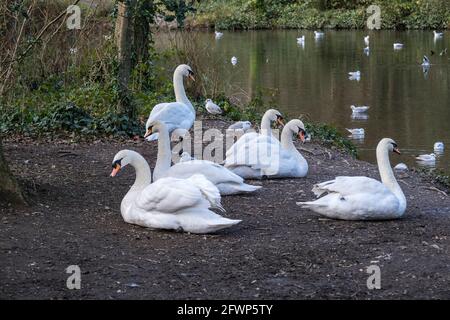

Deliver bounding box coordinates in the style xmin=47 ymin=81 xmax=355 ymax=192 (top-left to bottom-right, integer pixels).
xmin=297 ymin=138 xmax=406 ymax=220
xmin=145 ymin=64 xmax=195 ymax=141
xmin=147 ymin=121 xmax=261 ymax=195
xmin=226 ymin=109 xmax=284 ymax=157
xmin=225 ymin=119 xmax=308 ymax=179
xmin=110 ymin=150 xmax=241 ymax=234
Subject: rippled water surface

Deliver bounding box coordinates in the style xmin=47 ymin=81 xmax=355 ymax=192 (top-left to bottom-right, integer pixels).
xmin=157 ymin=30 xmax=450 ymax=172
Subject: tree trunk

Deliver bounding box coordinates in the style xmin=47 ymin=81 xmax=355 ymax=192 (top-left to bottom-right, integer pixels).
xmin=0 ymin=140 xmax=26 ymax=205
xmin=115 ymin=0 xmax=136 ymax=118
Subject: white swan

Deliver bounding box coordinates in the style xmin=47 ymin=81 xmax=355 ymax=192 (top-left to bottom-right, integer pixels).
xmin=110 ymin=150 xmax=241 ymax=234
xmin=144 ymin=64 xmax=195 ymax=141
xmin=297 ymin=138 xmax=406 ymax=220
xmin=231 ymin=56 xmax=238 ymax=65
xmin=225 ymin=119 xmax=308 ymax=179
xmin=205 ymin=99 xmax=222 ymax=115
xmin=215 ymin=31 xmax=223 ymax=39
xmin=147 ymin=121 xmax=261 ymax=195
xmin=225 ymin=109 xmax=284 ymax=158
xmin=434 ymin=142 xmax=444 ymax=152
xmin=351 ymin=105 xmax=369 ymax=113
xmin=416 ymin=153 xmax=436 ymax=162
xmin=364 ymin=35 xmax=369 ymax=46
xmin=393 ymin=43 xmax=404 ymax=49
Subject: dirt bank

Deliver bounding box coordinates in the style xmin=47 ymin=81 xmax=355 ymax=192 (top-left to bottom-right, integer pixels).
xmin=1 ymin=120 xmax=450 ymax=299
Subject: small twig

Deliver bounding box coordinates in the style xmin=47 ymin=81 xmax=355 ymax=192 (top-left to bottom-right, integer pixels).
xmin=399 ymin=180 xmax=412 ymax=187
xmin=422 ymin=186 xmax=448 ymax=197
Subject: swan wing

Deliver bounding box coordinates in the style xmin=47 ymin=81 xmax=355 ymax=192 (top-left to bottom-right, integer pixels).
xmin=147 ymin=102 xmax=195 ymax=131
xmin=135 ymin=177 xmax=208 ymax=213
xmin=312 ymin=176 xmax=389 ymax=198
xmin=165 ymin=160 xmax=244 ymax=185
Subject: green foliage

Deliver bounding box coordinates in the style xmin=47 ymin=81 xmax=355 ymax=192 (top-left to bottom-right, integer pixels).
xmin=192 ymin=0 xmax=449 ymax=30
xmin=161 ymin=0 xmax=197 ymax=27
xmin=415 ymin=168 xmax=450 ymax=193
xmin=305 ymin=123 xmax=358 ymax=158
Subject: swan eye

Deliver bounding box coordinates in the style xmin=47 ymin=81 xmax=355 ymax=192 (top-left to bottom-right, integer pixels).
xmin=112 ymin=158 xmax=122 ymax=168
xmin=391 ymin=142 xmax=398 ymax=148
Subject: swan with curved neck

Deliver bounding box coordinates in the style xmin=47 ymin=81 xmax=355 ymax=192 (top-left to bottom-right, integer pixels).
xmin=297 ymin=138 xmax=407 ymax=220
xmin=144 ymin=64 xmax=196 ymax=141
xmin=225 ymin=119 xmax=308 ymax=179
xmin=226 ymin=109 xmax=284 ymax=160
xmin=146 ymin=121 xmax=262 ymax=195
xmin=110 ymin=149 xmax=241 ymax=233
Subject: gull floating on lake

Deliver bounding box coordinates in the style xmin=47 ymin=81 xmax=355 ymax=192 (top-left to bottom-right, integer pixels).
xmin=364 ymin=35 xmax=369 ymax=46
xmin=394 ymin=163 xmax=408 ymax=171
xmin=422 ymin=55 xmax=430 ymax=67
xmin=351 ymin=105 xmax=369 ymax=113
xmin=393 ymin=43 xmax=404 ymax=50
xmin=348 ymin=71 xmax=361 ymax=81
xmin=433 ymin=31 xmax=444 ymax=38
xmin=364 ymin=46 xmax=370 ymax=56
xmin=215 ymin=31 xmax=223 ymax=39
xmin=434 ymin=142 xmax=444 ymax=152
xmin=297 ymin=35 xmax=305 ymax=44
xmin=314 ymin=31 xmax=324 ymax=39
xmin=205 ymin=99 xmax=222 ymax=115
xmin=346 ymin=128 xmax=365 ymax=136
xmin=231 ymin=56 xmax=238 ymax=66
xmin=416 ymin=153 xmax=436 ymax=162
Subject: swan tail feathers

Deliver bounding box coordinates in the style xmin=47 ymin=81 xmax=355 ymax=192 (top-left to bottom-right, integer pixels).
xmin=187 ymin=174 xmax=225 ymax=212
xmin=236 ymin=183 xmax=262 ymax=193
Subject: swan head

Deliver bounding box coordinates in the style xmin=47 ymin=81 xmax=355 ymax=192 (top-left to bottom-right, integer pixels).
xmin=110 ymin=150 xmax=136 ymax=177
xmin=265 ymin=109 xmax=285 ymax=127
xmin=171 ymin=128 xmax=190 ymax=142
xmin=379 ymin=138 xmax=401 ymax=155
xmin=144 ymin=120 xmax=167 ymax=138
xmin=175 ymin=64 xmax=195 ymax=81
xmin=286 ymin=119 xmax=307 ymax=143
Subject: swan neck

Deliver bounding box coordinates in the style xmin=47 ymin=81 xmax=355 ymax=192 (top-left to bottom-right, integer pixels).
xmin=174 ymin=71 xmax=194 ymax=113
xmin=153 ymin=125 xmax=172 ymax=181
xmin=376 ymin=144 xmax=406 ymax=206
xmin=281 ymin=126 xmax=296 ymax=150
xmin=260 ymin=113 xmax=272 ymax=136
xmin=130 ymin=153 xmax=152 ymax=189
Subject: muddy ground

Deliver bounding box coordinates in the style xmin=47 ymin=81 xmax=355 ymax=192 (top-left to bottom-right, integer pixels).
xmin=1 ymin=119 xmax=450 ymax=299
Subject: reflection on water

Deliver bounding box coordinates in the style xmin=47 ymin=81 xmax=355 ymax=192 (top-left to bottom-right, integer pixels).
xmin=156 ymin=30 xmax=450 ymax=172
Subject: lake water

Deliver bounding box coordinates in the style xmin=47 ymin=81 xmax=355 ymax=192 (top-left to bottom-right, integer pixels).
xmin=156 ymin=30 xmax=450 ymax=172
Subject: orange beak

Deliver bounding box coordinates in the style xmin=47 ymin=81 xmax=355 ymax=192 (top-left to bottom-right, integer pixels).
xmin=189 ymin=74 xmax=196 ymax=82
xmin=393 ymin=147 xmax=401 ymax=155
xmin=298 ymin=131 xmax=306 ymax=143
xmin=110 ymin=165 xmax=121 ymax=177
xmin=276 ymin=118 xmax=285 ymax=128
xmin=144 ymin=128 xmax=152 ymax=139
